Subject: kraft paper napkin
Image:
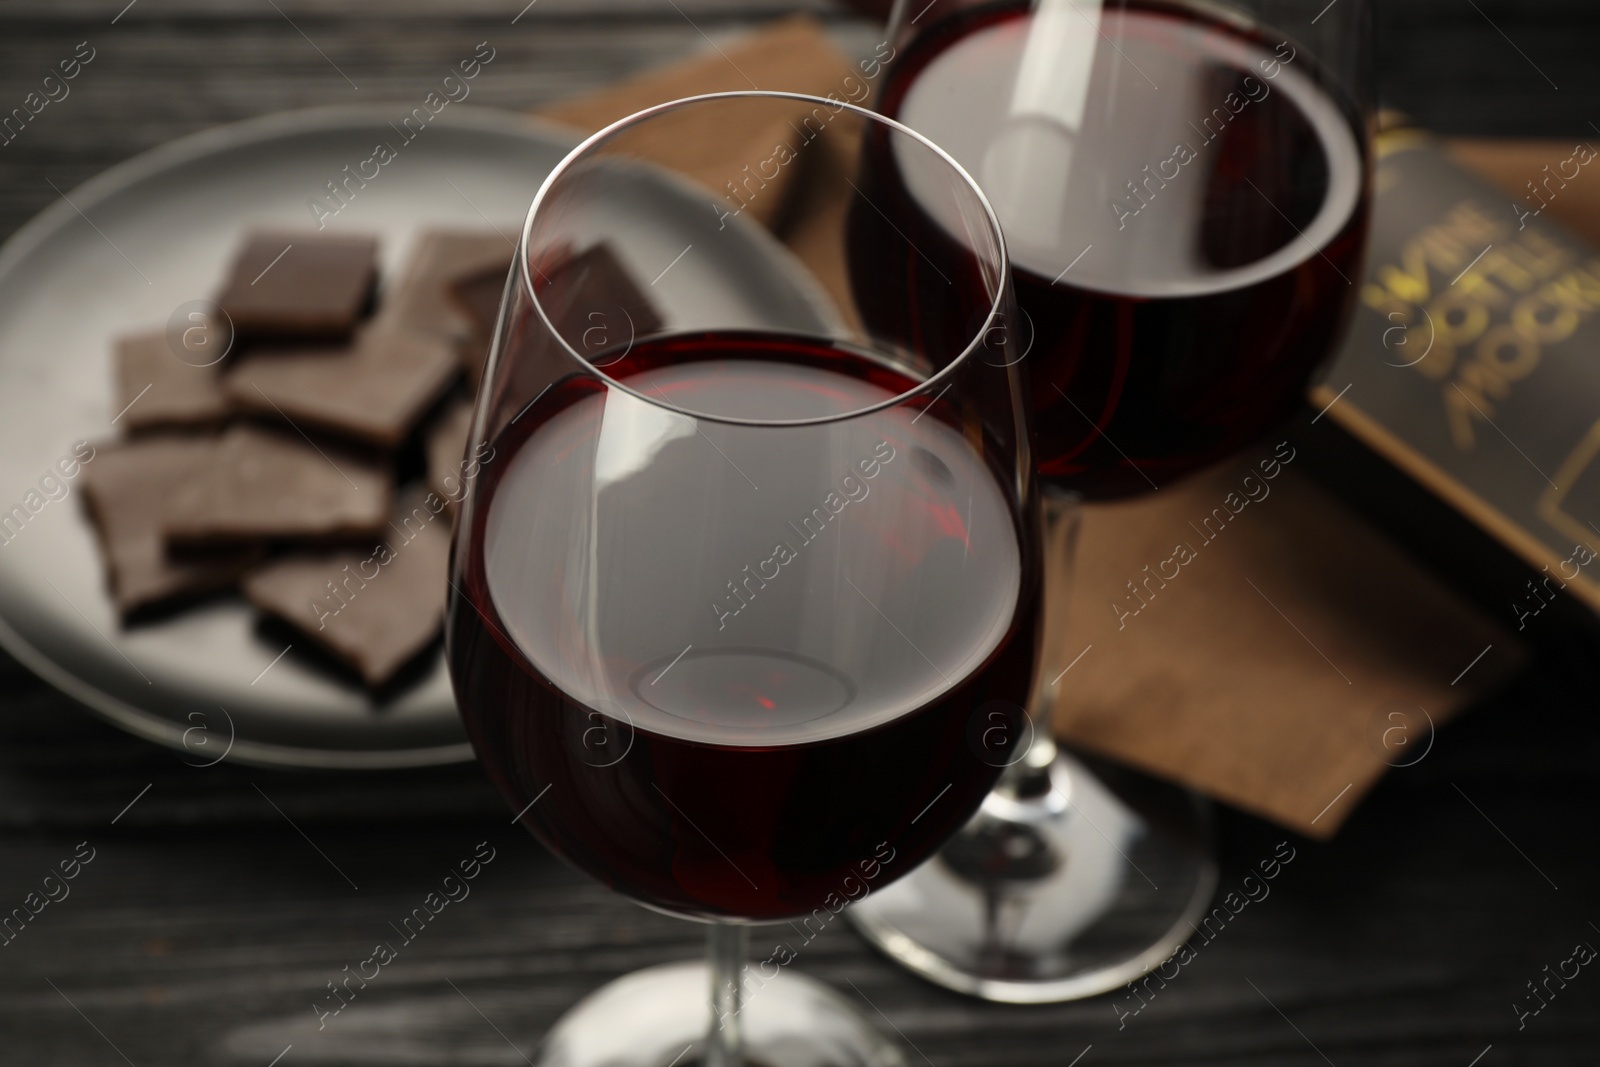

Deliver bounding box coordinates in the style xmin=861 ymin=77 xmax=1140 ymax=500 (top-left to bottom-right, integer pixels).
xmin=1044 ymin=451 xmax=1521 ymax=838
xmin=537 ymin=15 xmax=858 ymax=232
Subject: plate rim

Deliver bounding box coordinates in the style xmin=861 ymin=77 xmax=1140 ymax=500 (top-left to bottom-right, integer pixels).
xmin=0 ymin=103 xmax=582 ymax=770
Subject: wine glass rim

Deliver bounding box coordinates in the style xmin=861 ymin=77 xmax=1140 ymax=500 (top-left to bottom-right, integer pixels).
xmin=516 ymin=89 xmax=1013 ymax=429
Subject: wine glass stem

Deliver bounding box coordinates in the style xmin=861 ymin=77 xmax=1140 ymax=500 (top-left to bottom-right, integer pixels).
xmin=1004 ymin=485 xmax=1082 ymax=793
xmin=706 ymin=921 xmax=748 ymax=1067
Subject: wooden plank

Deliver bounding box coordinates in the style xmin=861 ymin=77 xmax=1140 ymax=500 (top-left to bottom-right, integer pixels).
xmin=0 ymin=17 xmax=885 ymax=239
xmin=0 ymin=761 xmax=1594 ymax=1065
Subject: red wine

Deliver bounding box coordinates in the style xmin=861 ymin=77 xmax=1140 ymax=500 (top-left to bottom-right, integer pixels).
xmin=853 ymin=0 xmax=1369 ymax=498
xmin=447 ymin=332 xmax=1039 ymax=921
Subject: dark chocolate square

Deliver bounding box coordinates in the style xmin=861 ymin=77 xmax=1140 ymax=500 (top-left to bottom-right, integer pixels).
xmin=113 ymin=331 xmax=230 ymax=432
xmin=225 ymin=324 xmax=460 ymax=449
xmin=215 ymin=232 xmax=378 ymax=341
xmin=425 ymin=399 xmax=474 ymax=508
xmin=162 ymin=424 xmax=391 ymax=545
xmin=243 ymin=492 xmax=451 ymax=687
xmin=80 ymin=436 xmax=261 ymax=616
xmin=451 ymin=241 xmax=663 ymax=384
xmin=382 ymin=229 xmax=512 ymax=341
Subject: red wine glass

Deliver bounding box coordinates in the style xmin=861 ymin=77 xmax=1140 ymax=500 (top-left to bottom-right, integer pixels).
xmin=446 ymin=91 xmax=1040 ymax=1066
xmin=846 ymin=0 xmax=1373 ymax=1001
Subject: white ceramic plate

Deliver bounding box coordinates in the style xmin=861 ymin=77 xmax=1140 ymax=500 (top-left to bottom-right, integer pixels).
xmin=0 ymin=104 xmax=838 ymax=768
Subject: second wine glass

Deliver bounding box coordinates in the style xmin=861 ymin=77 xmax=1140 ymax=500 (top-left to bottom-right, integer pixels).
xmin=846 ymin=0 xmax=1373 ymax=1002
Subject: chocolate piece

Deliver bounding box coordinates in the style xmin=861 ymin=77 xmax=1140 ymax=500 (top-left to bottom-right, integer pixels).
xmin=451 ymin=241 xmax=664 ymax=384
xmin=225 ymin=324 xmax=460 ymax=449
xmin=242 ymin=492 xmax=451 ymax=687
xmin=382 ymin=230 xmax=512 ymax=340
xmin=541 ymin=241 xmax=663 ymax=358
xmin=450 ymin=264 xmax=507 ymax=341
xmin=163 ymin=425 xmax=391 ymax=545
xmin=113 ymin=331 xmax=230 ymax=432
xmin=215 ymin=232 xmax=378 ymax=340
xmin=80 ymin=437 xmax=260 ymax=616
xmin=448 ymin=262 xmax=509 ymax=386
xmin=542 ymin=242 xmax=666 ymax=353
xmin=425 ymin=400 xmax=474 ymax=507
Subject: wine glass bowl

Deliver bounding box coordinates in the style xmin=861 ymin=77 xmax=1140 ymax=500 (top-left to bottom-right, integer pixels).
xmin=858 ymin=0 xmax=1372 ymax=498
xmin=449 ymin=330 xmax=1041 ymax=920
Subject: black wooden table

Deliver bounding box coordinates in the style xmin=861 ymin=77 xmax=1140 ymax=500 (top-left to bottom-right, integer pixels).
xmin=2 ymin=3 xmax=1598 ymax=1064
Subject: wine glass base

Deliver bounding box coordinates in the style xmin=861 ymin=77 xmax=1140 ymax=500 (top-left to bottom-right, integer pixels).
xmin=534 ymin=959 xmax=907 ymax=1067
xmin=847 ymin=750 xmax=1218 ymax=1004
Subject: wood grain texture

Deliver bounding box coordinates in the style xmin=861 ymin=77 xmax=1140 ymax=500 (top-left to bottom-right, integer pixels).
xmin=1 ymin=656 xmax=1597 ymax=1065
xmin=0 ymin=4 xmax=1598 ymax=1065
